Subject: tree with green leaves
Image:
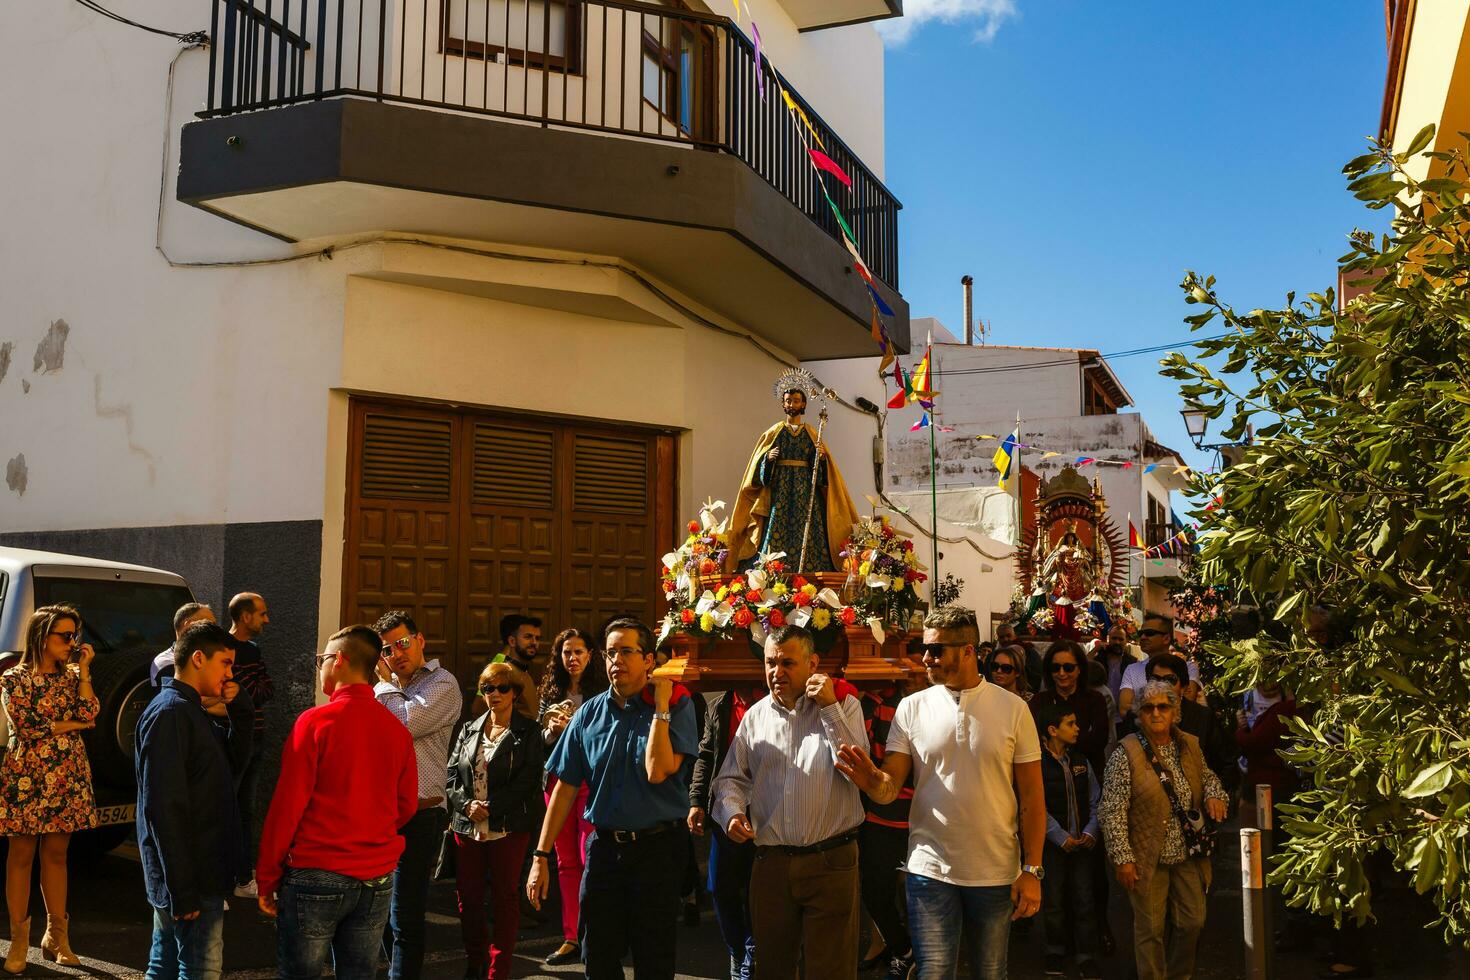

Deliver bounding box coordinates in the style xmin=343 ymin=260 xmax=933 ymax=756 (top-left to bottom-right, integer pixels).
xmin=1162 ymin=125 xmax=1470 ymax=942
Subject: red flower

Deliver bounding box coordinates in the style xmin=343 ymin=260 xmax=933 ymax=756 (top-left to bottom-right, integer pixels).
xmin=731 ymin=578 xmax=746 ymax=591
xmin=700 ymin=558 xmax=718 ymax=574
xmin=839 ymin=606 xmax=857 ymax=626
xmin=792 ymin=591 xmax=813 ymax=607
xmin=901 ymin=540 xmax=914 ymax=552
xmin=688 ymin=520 xmax=701 ymax=533
xmin=905 ymin=569 xmax=921 ymax=582
xmin=882 ymin=524 xmax=895 ymax=538
xmin=768 ymin=609 xmax=787 ymax=628
xmin=733 ymin=608 xmax=754 ymax=628
xmin=792 ymin=575 xmax=808 ymax=589
xmin=680 ymin=609 xmax=696 ymax=625
xmin=768 ymin=560 xmax=785 ymax=573
xmin=746 ymin=590 xmax=762 ymax=603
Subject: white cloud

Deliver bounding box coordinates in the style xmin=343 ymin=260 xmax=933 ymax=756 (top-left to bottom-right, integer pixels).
xmin=877 ymin=0 xmax=1019 ymax=44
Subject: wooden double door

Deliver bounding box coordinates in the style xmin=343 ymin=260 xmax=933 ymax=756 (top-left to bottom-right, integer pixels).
xmin=342 ymin=397 xmax=675 ymax=688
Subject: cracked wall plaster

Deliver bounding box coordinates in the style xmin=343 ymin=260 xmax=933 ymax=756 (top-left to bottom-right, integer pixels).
xmin=0 ymin=342 xmax=12 ymax=384
xmin=33 ymin=319 xmax=69 ymax=373
xmin=5 ymin=454 xmax=26 ymax=496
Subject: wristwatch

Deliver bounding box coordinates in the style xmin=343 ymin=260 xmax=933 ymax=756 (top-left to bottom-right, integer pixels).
xmin=533 ymin=849 xmax=553 ymax=860
xmin=652 ymin=710 xmax=672 ymax=722
xmin=1021 ymin=863 xmax=1045 ymax=880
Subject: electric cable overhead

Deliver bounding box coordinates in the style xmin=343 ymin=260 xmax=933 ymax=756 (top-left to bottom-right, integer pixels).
xmin=73 ymin=0 xmax=207 ymax=43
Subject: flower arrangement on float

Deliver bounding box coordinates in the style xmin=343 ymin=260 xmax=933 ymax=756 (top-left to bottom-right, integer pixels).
xmin=658 ymin=500 xmax=856 ymax=648
xmin=837 ymin=514 xmax=926 ymax=637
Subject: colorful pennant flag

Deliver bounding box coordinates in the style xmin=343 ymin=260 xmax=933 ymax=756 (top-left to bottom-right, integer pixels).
xmin=1143 ymin=463 xmax=1157 ymax=475
xmin=807 ymin=149 xmax=852 ymax=188
xmin=1076 ymin=456 xmax=1095 ymax=466
xmin=909 ymin=347 xmax=936 ymax=401
xmin=872 ymin=308 xmax=894 ymax=374
xmin=751 ymin=22 xmax=765 ymax=101
xmin=1128 ymin=521 xmax=1142 ymax=549
xmin=887 ymin=360 xmax=908 ymax=409
xmin=910 ymin=413 xmax=931 ymax=432
xmin=993 ymin=429 xmax=1019 ymax=490
xmin=1040 ymin=450 xmax=1059 ymax=459
xmin=782 ymin=88 xmax=824 ymax=149
xmin=866 ymin=284 xmax=894 ymax=317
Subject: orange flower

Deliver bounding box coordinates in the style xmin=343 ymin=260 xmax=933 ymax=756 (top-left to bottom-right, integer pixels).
xmin=680 ymin=609 xmax=696 ymax=625
xmin=839 ymin=606 xmax=857 ymax=626
xmin=792 ymin=591 xmax=813 ymax=607
xmin=768 ymin=609 xmax=786 ymax=628
xmin=733 ymin=608 xmax=754 ymax=628
xmin=700 ymin=559 xmax=718 ymax=574
xmin=792 ymin=575 xmax=808 ymax=589
xmin=688 ymin=520 xmax=701 ymax=533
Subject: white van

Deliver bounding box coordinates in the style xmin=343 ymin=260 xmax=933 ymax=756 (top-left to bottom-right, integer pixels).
xmin=0 ymin=546 xmax=195 ymax=857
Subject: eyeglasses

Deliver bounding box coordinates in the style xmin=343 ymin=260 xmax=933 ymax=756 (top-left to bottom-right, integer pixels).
xmin=919 ymin=642 xmax=965 ymax=659
xmin=604 ymin=647 xmax=646 ymax=661
xmin=1138 ymin=629 xmax=1167 ymax=638
xmin=49 ymin=631 xmax=80 ymax=644
xmin=1147 ymin=674 xmax=1180 ymax=685
xmin=479 ymin=683 xmax=515 ymax=695
xmin=1049 ymin=662 xmax=1079 ymax=674
xmin=990 ymin=663 xmax=1017 ymax=675
xmin=314 ymin=651 xmax=337 ymax=669
xmin=380 ymin=636 xmax=415 ymax=656
xmin=1139 ymin=703 xmax=1173 ymax=715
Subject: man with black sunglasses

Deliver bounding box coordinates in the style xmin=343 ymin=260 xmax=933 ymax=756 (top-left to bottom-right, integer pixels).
xmin=1118 ymin=616 xmax=1198 ymax=723
xmin=372 ymin=611 xmax=463 ymax=980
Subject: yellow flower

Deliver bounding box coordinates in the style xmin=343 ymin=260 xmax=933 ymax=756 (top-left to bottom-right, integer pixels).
xmin=716 ymin=587 xmax=729 ymax=601
xmin=801 ymin=583 xmax=817 ymax=596
xmin=859 ymin=561 xmax=872 ymax=576
xmin=811 ymin=607 xmax=832 ymax=630
xmin=893 ymin=578 xmax=905 ymax=592
xmin=772 ymin=583 xmax=789 ymax=596
xmin=699 ymin=612 xmax=716 ymax=633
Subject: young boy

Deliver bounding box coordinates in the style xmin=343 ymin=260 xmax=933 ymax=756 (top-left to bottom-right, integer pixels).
xmin=1036 ymin=701 xmax=1103 ymax=979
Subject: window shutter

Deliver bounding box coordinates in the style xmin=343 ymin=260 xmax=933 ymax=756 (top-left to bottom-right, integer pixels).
xmin=361 ymin=414 xmax=452 ymax=500
xmin=473 ymin=424 xmax=554 ymax=509
xmin=573 ymin=435 xmax=648 ymax=513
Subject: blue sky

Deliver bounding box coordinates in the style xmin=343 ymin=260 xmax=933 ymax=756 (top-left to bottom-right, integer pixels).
xmin=881 ymin=1 xmax=1390 ymax=473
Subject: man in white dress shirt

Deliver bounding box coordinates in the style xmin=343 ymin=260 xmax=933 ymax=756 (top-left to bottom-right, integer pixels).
xmin=711 ymin=625 xmax=868 ymax=980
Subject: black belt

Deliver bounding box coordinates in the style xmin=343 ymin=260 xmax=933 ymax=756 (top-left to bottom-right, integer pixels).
xmin=594 ymin=820 xmax=680 ymax=845
xmin=757 ymin=827 xmax=860 ymax=857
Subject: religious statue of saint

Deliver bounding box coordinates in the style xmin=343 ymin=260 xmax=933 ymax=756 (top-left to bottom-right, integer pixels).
xmin=725 ymin=370 xmax=861 ymax=573
xmin=1037 ymin=522 xmax=1098 ymax=606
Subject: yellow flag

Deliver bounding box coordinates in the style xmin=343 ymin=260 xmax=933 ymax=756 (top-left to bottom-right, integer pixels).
xmin=781 ymin=87 xmax=825 ymax=150
xmin=1041 ymin=451 xmax=1059 ymax=459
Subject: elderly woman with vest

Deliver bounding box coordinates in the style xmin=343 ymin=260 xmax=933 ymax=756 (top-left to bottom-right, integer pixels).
xmin=1099 ymin=680 xmax=1228 ymax=980
xmin=445 ymin=662 xmax=545 ymax=980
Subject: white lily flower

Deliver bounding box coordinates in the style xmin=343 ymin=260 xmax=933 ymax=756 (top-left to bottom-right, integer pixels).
xmin=815 ymin=587 xmax=842 ymax=609
xmin=746 ymin=568 xmax=769 ymax=591
xmin=750 ymin=619 xmax=767 ymax=647
xmin=867 ymin=573 xmax=891 ymax=590
xmin=712 ymin=602 xmax=735 ymax=627
xmin=661 ymin=552 xmax=680 ymax=570
xmin=867 ymin=618 xmax=887 ymax=645
xmin=789 ymin=607 xmax=812 ymax=628
xmin=695 ymin=591 xmax=719 ymax=615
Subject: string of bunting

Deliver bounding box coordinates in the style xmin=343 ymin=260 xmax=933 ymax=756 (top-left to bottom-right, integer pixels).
xmin=966 ymin=433 xmax=1213 ymax=480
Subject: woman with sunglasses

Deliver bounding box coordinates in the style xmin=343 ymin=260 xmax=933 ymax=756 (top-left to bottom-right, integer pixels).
xmin=445 ymin=662 xmax=544 ymax=980
xmin=986 ymin=645 xmax=1032 ymax=701
xmin=534 ymin=627 xmax=606 ymax=966
xmin=0 ymin=604 xmax=99 ymax=971
xmin=1098 ymin=680 xmax=1228 ymax=980
xmin=1030 ymin=642 xmax=1111 ymax=778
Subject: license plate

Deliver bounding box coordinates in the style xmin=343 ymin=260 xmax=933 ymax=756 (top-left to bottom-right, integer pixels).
xmin=95 ymin=803 xmax=136 ymax=827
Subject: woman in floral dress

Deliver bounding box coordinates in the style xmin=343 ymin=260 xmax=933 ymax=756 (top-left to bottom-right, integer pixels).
xmin=1 ymin=603 xmax=99 ymax=972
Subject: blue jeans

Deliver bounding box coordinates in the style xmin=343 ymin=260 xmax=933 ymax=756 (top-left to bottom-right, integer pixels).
xmin=277 ymin=868 xmax=395 ymax=980
xmin=906 ymin=873 xmax=1013 ymax=980
xmin=146 ymin=896 xmax=225 ymax=979
xmin=384 ymin=806 xmax=447 ymax=980
xmin=706 ymin=829 xmax=756 ymax=980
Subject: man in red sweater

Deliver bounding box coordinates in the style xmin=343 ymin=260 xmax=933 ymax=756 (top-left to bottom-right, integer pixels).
xmin=256 ymin=625 xmax=417 ymax=980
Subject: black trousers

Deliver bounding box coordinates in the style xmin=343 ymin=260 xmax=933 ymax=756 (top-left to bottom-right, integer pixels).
xmin=859 ymin=821 xmax=910 ymax=956
xmin=580 ymin=826 xmax=687 ymax=980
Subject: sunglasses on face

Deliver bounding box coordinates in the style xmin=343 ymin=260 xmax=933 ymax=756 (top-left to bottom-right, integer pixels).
xmin=380 ymin=636 xmax=415 ymax=656
xmin=1139 ymin=703 xmax=1172 ymax=715
xmin=919 ymin=642 xmax=965 ymax=659
xmin=49 ymin=631 xmax=80 ymax=644
xmin=1148 ymin=674 xmax=1180 ymax=685
xmin=1049 ymin=662 xmax=1079 ymax=674
xmin=990 ymin=663 xmax=1017 ymax=675
xmin=480 ymin=683 xmax=515 ymax=695
xmin=1138 ymin=629 xmax=1167 ymax=638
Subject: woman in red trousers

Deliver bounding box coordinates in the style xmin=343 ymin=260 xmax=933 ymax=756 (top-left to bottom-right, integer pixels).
xmin=446 ymin=662 xmax=544 ymax=980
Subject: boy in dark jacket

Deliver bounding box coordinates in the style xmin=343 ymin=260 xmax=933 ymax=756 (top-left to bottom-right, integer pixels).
xmin=1035 ymin=701 xmax=1103 ymax=980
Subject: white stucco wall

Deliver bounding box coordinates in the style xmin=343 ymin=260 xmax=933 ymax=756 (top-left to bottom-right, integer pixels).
xmin=1391 ymin=0 xmax=1470 ymax=182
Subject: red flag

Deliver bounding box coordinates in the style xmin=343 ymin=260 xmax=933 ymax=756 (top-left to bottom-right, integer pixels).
xmin=1128 ymin=521 xmax=1142 ymax=549
xmin=887 ymin=361 xmax=907 ymax=409
xmin=807 ymin=148 xmax=853 ymax=188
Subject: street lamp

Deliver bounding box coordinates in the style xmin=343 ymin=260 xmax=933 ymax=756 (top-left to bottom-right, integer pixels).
xmin=1180 ymin=408 xmax=1209 ymax=447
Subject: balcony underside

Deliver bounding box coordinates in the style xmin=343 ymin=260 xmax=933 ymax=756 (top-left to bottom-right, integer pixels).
xmin=783 ymin=0 xmax=903 ymax=31
xmin=178 ymin=99 xmax=908 ymax=359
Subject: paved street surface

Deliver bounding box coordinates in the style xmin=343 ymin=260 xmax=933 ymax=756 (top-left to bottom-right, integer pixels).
xmin=0 ymin=832 xmax=1463 ymax=978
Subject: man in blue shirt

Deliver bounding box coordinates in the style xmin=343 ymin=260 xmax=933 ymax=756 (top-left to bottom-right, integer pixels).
xmin=135 ymin=621 xmax=254 ymax=979
xmin=527 ymin=617 xmax=699 ymax=979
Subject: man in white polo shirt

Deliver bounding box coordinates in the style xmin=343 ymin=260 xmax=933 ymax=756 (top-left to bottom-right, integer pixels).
xmin=838 ymin=607 xmax=1045 ymax=980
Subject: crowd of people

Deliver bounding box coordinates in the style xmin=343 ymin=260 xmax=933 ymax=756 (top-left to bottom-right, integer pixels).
xmin=0 ymin=595 xmax=1294 ymax=980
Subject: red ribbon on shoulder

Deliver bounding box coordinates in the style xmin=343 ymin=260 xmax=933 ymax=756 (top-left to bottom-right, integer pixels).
xmin=832 ymin=678 xmax=860 ymax=704
xmin=641 ymin=682 xmax=692 ymax=708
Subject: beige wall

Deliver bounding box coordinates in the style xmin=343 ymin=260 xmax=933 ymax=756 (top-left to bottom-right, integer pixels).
xmin=1390 ymin=0 xmax=1470 ymax=181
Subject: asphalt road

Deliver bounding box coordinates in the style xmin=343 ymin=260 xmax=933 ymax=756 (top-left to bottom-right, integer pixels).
xmin=0 ymin=833 xmax=1462 ymax=978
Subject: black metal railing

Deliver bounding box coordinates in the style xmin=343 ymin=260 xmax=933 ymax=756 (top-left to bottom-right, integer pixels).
xmin=1145 ymin=521 xmax=1193 ymax=560
xmin=200 ymin=0 xmax=900 ymax=289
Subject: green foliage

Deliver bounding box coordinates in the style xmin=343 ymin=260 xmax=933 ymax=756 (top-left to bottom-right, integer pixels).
xmin=933 ymin=572 xmax=965 ymax=608
xmin=1161 ymin=129 xmax=1470 ymax=942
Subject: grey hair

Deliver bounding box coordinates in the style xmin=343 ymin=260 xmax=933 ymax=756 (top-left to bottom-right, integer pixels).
xmin=1141 ymin=679 xmax=1180 ymax=710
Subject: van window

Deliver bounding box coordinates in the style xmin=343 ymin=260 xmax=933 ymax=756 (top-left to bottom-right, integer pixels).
xmin=32 ymin=577 xmax=193 ymax=656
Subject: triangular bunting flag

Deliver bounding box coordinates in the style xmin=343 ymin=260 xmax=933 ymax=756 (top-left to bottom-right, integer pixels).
xmin=1128 ymin=521 xmax=1142 ymax=549
xmin=808 ymin=148 xmax=853 ymax=188
xmin=1142 ymin=463 xmax=1157 ymax=475
xmin=910 ymin=413 xmax=931 ymax=432
xmin=866 ymin=284 xmax=894 ymax=317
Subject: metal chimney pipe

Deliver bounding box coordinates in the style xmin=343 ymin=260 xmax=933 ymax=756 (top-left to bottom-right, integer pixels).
xmin=961 ymin=275 xmax=975 ymax=345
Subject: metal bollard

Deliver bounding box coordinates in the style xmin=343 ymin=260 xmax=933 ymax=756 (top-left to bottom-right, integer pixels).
xmin=1241 ymin=828 xmax=1273 ymax=979
xmin=1255 ymin=783 xmax=1274 ymax=853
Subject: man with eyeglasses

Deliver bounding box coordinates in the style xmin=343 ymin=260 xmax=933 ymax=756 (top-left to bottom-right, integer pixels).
xmin=837 ymin=607 xmax=1045 ymax=980
xmin=1144 ymin=654 xmax=1236 ymax=793
xmin=371 ymin=610 xmax=463 ymax=980
xmin=527 ymin=617 xmax=699 ymax=979
xmin=1117 ymin=615 xmax=1198 ymax=724
xmin=257 ymin=626 xmax=417 ymax=979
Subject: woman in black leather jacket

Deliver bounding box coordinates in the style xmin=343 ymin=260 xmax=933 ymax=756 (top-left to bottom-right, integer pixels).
xmin=445 ymin=662 xmax=543 ymax=980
